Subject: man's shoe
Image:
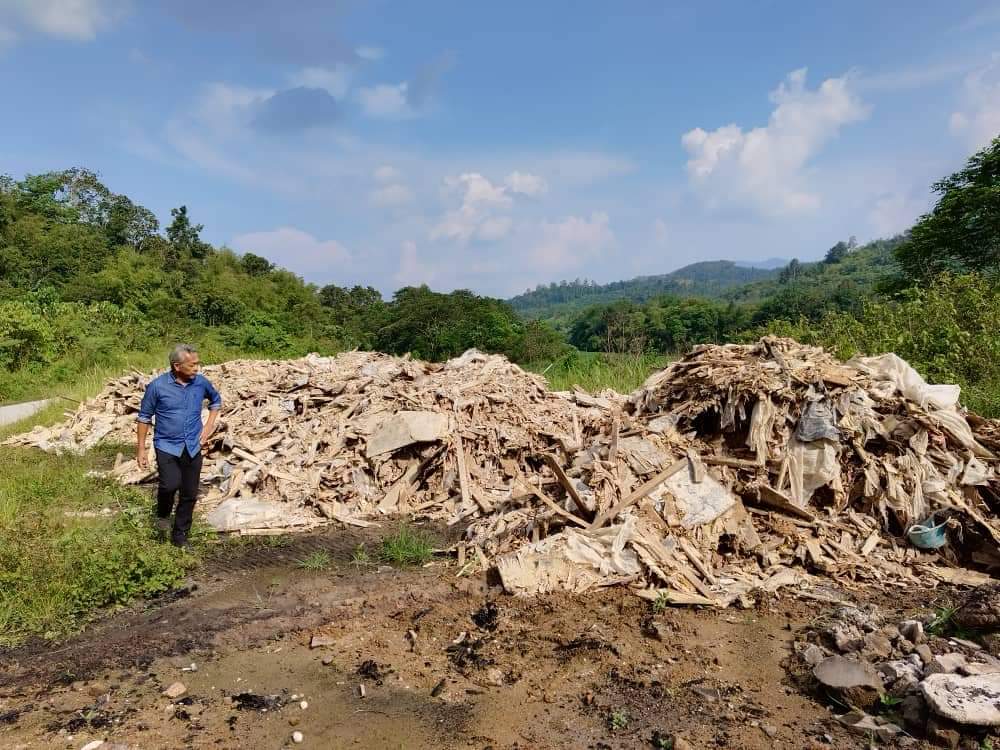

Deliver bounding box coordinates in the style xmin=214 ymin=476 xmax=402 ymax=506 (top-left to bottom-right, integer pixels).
xmin=171 ymin=536 xmax=192 ymax=551
xmin=155 ymin=517 xmax=171 ymax=540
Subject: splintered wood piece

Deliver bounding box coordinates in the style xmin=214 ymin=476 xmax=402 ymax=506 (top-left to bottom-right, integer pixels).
xmin=538 ymin=453 xmax=589 ymax=518
xmin=589 ymin=458 xmax=687 ymax=529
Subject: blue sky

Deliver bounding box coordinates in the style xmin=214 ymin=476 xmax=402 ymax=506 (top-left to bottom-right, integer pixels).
xmin=2 ymin=1 xmax=999 ymax=297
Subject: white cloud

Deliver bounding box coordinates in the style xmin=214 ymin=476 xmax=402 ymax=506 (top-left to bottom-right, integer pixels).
xmin=359 ymin=82 xmax=412 ymax=119
xmin=477 ymin=216 xmax=513 ymax=241
xmin=373 ymin=165 xmax=400 ymax=183
xmin=191 ymin=82 xmax=274 ymax=134
xmin=868 ymin=192 xmax=929 ymax=237
xmin=232 ymin=227 xmax=350 ymax=276
xmin=949 ymin=58 xmax=1000 ymax=151
xmin=370 ymin=182 xmax=414 ymax=208
xmin=394 ymin=240 xmax=437 ymax=287
xmin=288 ymin=66 xmax=351 ymax=99
xmin=533 ymin=212 xmax=614 ymax=272
xmin=504 ymin=170 xmax=548 ymax=196
xmin=681 ymin=68 xmax=869 ymax=216
xmin=445 ymin=172 xmax=511 ymax=207
xmin=356 ymin=45 xmax=384 ymax=61
xmin=0 ymin=0 xmax=126 ymax=41
xmin=431 ymin=173 xmax=515 ymax=243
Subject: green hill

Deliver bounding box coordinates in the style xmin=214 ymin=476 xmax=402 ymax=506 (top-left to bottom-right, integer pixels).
xmin=508 ymin=261 xmax=780 ymax=323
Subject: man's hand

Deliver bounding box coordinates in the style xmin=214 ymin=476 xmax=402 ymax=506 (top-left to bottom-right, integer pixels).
xmin=136 ymin=421 xmax=150 ymax=469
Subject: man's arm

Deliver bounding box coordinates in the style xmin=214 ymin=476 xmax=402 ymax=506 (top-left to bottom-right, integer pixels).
xmin=136 ymin=380 xmax=157 ymax=469
xmin=199 ymin=377 xmax=223 ymax=447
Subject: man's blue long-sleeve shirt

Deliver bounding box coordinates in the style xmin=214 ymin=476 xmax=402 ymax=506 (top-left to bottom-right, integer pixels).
xmin=137 ymin=372 xmax=222 ymax=457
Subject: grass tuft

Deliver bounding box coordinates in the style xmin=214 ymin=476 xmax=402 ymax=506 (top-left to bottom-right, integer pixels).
xmin=380 ymin=525 xmax=434 ymax=567
xmin=296 ymin=550 xmax=332 ymax=571
xmin=0 ymin=446 xmax=196 ymax=646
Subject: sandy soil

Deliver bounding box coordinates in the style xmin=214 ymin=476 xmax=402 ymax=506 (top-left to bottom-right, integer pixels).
xmin=0 ymin=524 xmax=945 ymax=749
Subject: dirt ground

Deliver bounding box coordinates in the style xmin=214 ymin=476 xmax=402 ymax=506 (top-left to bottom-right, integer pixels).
xmin=0 ymin=523 xmax=953 ymax=750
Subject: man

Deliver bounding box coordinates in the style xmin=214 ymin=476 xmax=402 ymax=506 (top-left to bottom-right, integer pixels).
xmin=136 ymin=344 xmax=222 ymax=548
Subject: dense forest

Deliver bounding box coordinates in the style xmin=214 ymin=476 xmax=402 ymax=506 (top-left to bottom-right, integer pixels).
xmin=3 ymin=135 xmax=1000 ymax=415
xmin=508 ymin=260 xmax=779 ymax=323
xmin=0 ymin=169 xmax=566 ymax=401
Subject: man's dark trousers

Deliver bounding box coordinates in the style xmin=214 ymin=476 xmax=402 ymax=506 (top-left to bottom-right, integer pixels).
xmin=155 ymin=448 xmax=202 ymax=545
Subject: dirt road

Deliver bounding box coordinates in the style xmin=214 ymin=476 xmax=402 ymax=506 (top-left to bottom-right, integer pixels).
xmin=0 ymin=524 xmax=926 ymax=749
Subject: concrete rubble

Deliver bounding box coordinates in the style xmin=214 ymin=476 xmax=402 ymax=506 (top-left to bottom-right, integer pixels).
xmin=7 ymin=337 xmax=1000 ymax=606
xmin=793 ymin=589 xmax=1000 ymax=745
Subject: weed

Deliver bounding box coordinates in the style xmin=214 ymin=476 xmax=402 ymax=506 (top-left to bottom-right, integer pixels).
xmin=351 ymin=543 xmax=372 ymax=567
xmin=927 ymin=606 xmax=957 ymax=636
xmin=296 ymin=550 xmax=332 ymax=571
xmin=651 ymin=591 xmax=670 ymax=613
xmin=982 ymin=738 xmax=994 ymax=750
xmin=0 ymin=446 xmax=193 ymax=646
xmin=262 ymin=535 xmax=292 ymax=549
xmin=879 ymin=694 xmax=903 ymax=708
xmin=651 ymin=732 xmax=674 ymax=749
xmin=608 ymin=708 xmax=630 ymax=731
xmin=380 ymin=525 xmax=434 ymax=567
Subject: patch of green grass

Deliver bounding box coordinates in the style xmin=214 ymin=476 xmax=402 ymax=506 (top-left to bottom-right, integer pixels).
xmin=380 ymin=525 xmax=434 ymax=567
xmin=351 ymin=543 xmax=372 ymax=567
xmin=651 ymin=591 xmax=670 ymax=614
xmin=608 ymin=708 xmax=630 ymax=731
xmin=296 ymin=550 xmax=332 ymax=571
xmin=527 ymin=351 xmax=671 ymax=394
xmin=0 ymin=446 xmax=194 ymax=646
xmin=927 ymin=606 xmax=957 ymax=637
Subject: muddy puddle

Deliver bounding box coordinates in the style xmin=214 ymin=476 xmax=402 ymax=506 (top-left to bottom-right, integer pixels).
xmin=0 ymin=524 xmax=963 ymax=749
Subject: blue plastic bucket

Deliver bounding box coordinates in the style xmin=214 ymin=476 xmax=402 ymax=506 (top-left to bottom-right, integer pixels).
xmin=907 ymin=512 xmax=949 ymax=550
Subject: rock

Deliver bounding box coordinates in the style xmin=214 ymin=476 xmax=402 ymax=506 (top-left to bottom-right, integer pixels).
xmin=292 ymin=730 xmax=304 ymax=744
xmin=877 ymin=659 xmax=922 ymax=685
xmin=933 ymin=653 xmax=968 ymax=674
xmin=485 ymin=668 xmax=505 ymax=687
xmin=310 ymin=635 xmax=335 ymax=649
xmin=926 ymin=716 xmax=961 ymax=749
xmin=863 ymin=632 xmax=894 ymax=660
xmin=81 ymin=742 xmax=105 ymax=750
xmin=917 ymin=644 xmax=935 ymax=666
xmin=836 ymin=710 xmax=903 ymax=740
xmin=900 ymin=620 xmax=926 ymax=645
xmin=900 ymin=693 xmax=926 ymax=730
xmin=814 ymin=656 xmax=884 ymax=691
xmin=922 ymin=672 xmax=1000 ymax=726
xmin=671 ymin=738 xmax=694 ymax=750
xmin=300 ymin=700 xmax=308 ymax=710
xmin=882 ymin=624 xmax=901 ymax=641
xmin=951 ymin=637 xmax=981 ymax=651
xmin=162 ymin=682 xmax=187 ymax=699
xmin=830 ymin=626 xmax=862 ymax=653
xmin=897 ymin=637 xmax=915 ymax=655
xmin=814 ymin=656 xmax=884 ymax=710
xmin=366 ymin=411 xmax=449 ymax=457
xmin=953 ymin=583 xmax=1000 ymax=630
xmin=321 ymin=655 xmax=335 ymax=666
xmin=802 ymin=644 xmax=826 ymax=666
xmin=982 ymin=632 xmax=1000 ymax=658
xmin=960 ymin=662 xmax=1000 ymax=676
xmin=761 ymin=724 xmax=778 ymax=738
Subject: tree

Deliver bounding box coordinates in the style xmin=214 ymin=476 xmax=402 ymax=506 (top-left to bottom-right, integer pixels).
xmin=824 ymin=241 xmax=849 ymax=264
xmin=778 ymin=258 xmax=802 ymax=283
xmin=240 ymin=252 xmax=274 ymax=277
xmin=895 ymin=135 xmax=1000 ymax=278
xmin=166 ymin=205 xmax=210 ymax=259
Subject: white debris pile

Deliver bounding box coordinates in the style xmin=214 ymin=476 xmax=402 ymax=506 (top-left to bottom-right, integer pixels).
xmin=7 ymin=338 xmax=1000 ymax=605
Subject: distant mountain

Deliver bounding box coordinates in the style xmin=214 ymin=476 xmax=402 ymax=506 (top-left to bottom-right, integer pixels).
xmin=508 ymin=260 xmax=780 ymax=322
xmin=734 ymin=257 xmax=790 ymax=270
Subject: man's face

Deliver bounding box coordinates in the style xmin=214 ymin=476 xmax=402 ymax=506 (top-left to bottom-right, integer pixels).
xmin=174 ymin=352 xmax=201 ymax=381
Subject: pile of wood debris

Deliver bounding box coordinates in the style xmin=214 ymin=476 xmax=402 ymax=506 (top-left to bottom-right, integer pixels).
xmin=8 ymin=338 xmax=1000 ymax=606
